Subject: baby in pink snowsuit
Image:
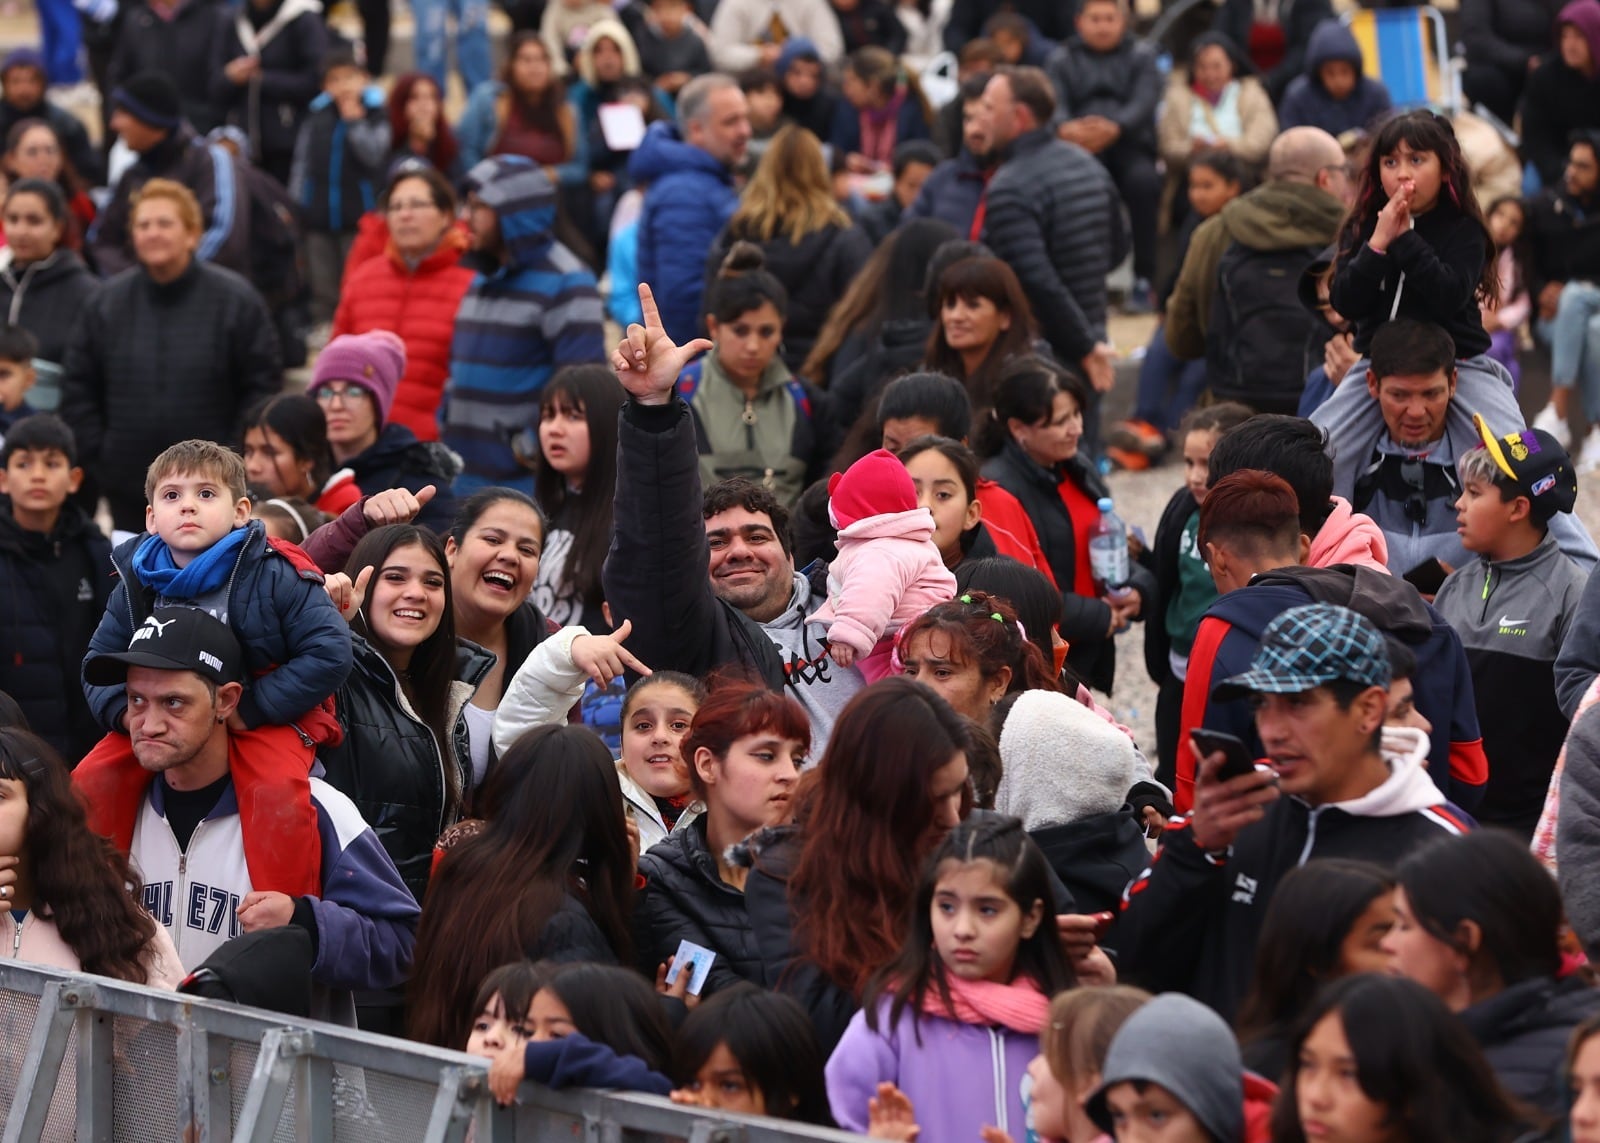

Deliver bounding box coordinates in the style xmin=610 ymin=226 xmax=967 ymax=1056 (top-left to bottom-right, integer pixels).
xmin=814 ymin=449 xmax=958 ymax=681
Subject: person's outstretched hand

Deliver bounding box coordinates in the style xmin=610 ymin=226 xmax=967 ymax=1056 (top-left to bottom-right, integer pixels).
xmin=868 ymin=1083 xmax=921 ymax=1142
xmin=612 ymin=283 xmax=713 ymax=406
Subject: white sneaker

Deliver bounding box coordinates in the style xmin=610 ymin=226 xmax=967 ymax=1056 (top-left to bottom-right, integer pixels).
xmin=1532 ymin=403 xmax=1573 ymax=450
xmin=1579 ymin=427 xmax=1600 ymax=473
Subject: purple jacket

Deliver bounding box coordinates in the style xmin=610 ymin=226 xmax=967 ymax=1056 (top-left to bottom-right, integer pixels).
xmin=825 ymin=999 xmax=1036 ymax=1143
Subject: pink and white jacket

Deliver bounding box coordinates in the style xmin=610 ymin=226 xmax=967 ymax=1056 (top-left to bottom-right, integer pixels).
xmin=812 ymin=508 xmax=957 ymax=656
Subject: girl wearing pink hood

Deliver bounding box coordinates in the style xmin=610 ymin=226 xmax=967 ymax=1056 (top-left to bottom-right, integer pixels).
xmin=814 ymin=448 xmax=958 ymax=681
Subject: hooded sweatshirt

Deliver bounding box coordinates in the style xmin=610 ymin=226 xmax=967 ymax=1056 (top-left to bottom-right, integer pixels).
xmin=1176 ymin=564 xmax=1488 ymax=815
xmin=1310 ymin=357 xmax=1600 ymax=576
xmin=1113 ymin=726 xmax=1470 ymax=1019
xmin=1167 ymin=181 xmax=1347 ymax=361
xmin=1087 ymin=994 xmax=1244 ymax=1143
xmin=443 ymin=156 xmax=606 ymax=492
xmin=1433 ymin=529 xmax=1586 ymax=835
xmin=1308 ymin=496 xmax=1390 ymax=571
xmin=1276 ymin=20 xmax=1392 ymax=137
xmin=1521 ymin=0 xmax=1600 ymax=185
xmin=812 ymin=507 xmax=957 ymax=657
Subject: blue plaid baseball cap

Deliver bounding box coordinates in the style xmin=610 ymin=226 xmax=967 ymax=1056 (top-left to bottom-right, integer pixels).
xmin=1212 ymin=604 xmax=1390 ymax=701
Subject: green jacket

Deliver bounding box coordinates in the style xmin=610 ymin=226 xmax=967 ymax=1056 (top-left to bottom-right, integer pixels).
xmin=1165 ymin=181 xmax=1347 ymax=361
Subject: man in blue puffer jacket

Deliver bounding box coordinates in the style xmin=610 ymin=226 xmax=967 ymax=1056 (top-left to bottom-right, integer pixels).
xmin=627 ymin=73 xmax=751 ymax=344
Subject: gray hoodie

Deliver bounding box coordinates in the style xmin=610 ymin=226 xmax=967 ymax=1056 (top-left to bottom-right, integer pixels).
xmin=1086 ymin=993 xmax=1244 ymax=1143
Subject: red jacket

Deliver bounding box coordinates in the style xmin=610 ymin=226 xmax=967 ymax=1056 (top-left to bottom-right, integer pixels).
xmin=974 ymin=478 xmax=1058 ymax=587
xmin=332 ymin=227 xmax=475 ymax=441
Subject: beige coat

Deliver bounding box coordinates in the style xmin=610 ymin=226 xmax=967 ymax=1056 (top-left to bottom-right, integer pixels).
xmin=1158 ymin=75 xmax=1279 ymax=169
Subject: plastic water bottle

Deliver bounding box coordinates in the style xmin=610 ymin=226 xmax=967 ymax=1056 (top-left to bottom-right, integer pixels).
xmin=1089 ymin=497 xmax=1133 ymax=598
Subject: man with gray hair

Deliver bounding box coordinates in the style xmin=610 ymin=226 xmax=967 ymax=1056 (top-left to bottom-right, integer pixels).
xmin=1165 ymin=126 xmax=1355 ymax=406
xmin=627 ymin=73 xmax=752 ymax=343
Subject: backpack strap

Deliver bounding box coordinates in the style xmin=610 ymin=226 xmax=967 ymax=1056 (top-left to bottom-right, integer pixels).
xmin=676 ymin=360 xmax=704 ymax=403
xmin=784 ymin=379 xmax=813 ymax=422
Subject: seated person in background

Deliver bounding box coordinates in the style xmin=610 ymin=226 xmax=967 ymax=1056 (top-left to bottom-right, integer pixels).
xmin=776 ymin=38 xmax=835 ymax=141
xmin=634 ymin=0 xmax=712 ymax=98
xmin=857 ymin=140 xmax=941 ymax=246
xmin=737 ymin=67 xmax=783 ymax=171
xmin=1519 ymin=1 xmax=1600 ymax=192
xmin=985 ymin=12 xmax=1050 ymax=68
xmin=831 ymin=0 xmax=907 ymax=56
xmin=901 ymin=73 xmax=993 ymax=239
xmin=1046 ymin=0 xmax=1163 ymax=308
xmin=1481 ymin=196 xmax=1531 ymax=389
xmin=1157 ymin=34 xmax=1276 ymax=184
xmin=1433 ymin=417 xmax=1584 ymax=839
xmin=829 ymin=46 xmax=932 ymax=174
xmin=1210 ymin=0 xmax=1334 ymax=104
xmin=1276 ymin=19 xmax=1392 ymax=140
xmin=1115 ymin=601 xmax=1469 ymax=1021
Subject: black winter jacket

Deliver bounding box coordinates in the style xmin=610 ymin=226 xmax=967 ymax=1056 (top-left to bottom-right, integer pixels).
xmin=0 ymin=502 xmax=111 ymax=762
xmin=58 ymin=261 xmax=281 ymax=528
xmin=342 ymin=423 xmax=461 ymax=535
xmin=635 ymin=817 xmax=764 ymax=996
xmin=982 ymin=437 xmax=1154 ymax=694
xmin=108 ymin=0 xmax=226 ymax=134
xmin=828 ymin=317 xmax=933 ymax=431
xmin=707 ymin=221 xmax=873 ymax=373
xmin=208 ymin=0 xmax=328 ymax=166
xmin=1462 ymin=974 xmax=1600 ymax=1117
xmin=0 ymin=249 xmax=99 ymax=366
xmin=1030 ymin=809 xmax=1150 ymax=917
xmin=318 ymin=636 xmax=495 ymax=902
xmin=600 ymin=398 xmax=786 ymax=691
xmin=1328 ymin=207 xmax=1493 ymax=357
xmin=1044 ymin=35 xmax=1163 ymax=155
xmin=88 ymin=125 xmax=254 ymax=281
xmin=981 ymin=129 xmax=1128 ymax=366
xmin=1521 ymin=58 xmax=1600 ymax=188
xmin=1112 ymin=768 xmax=1470 ymax=1021
xmin=1528 ymin=187 xmax=1600 ymax=296
xmin=1462 ymin=0 xmax=1567 ymax=76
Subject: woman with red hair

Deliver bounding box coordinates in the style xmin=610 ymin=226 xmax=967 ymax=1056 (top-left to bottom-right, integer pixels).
xmin=635 ymin=678 xmax=810 ymax=998
xmin=387 ymin=73 xmax=463 ymax=183
xmin=741 ymin=677 xmax=975 ymax=1051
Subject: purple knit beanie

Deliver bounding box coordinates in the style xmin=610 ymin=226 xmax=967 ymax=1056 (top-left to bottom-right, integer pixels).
xmin=312 ymin=331 xmax=406 ymax=423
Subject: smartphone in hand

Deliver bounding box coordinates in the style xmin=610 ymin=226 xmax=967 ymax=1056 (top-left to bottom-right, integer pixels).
xmin=1190 ymin=728 xmax=1260 ymax=783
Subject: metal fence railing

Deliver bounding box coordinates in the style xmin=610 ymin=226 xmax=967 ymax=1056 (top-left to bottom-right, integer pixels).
xmin=0 ymin=961 xmax=860 ymax=1143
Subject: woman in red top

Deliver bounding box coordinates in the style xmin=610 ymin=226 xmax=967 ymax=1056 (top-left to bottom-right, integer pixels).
xmin=332 ymin=166 xmax=475 ymax=441
xmin=458 ymin=32 xmax=577 ymax=175
xmin=5 ymin=119 xmax=93 ymax=252
xmin=977 ymin=358 xmax=1154 ymax=693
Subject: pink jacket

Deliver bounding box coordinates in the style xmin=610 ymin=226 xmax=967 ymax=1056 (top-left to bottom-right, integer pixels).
xmin=6 ymin=908 xmax=185 ymax=988
xmin=1309 ymin=496 xmax=1390 ymax=572
xmin=813 ymin=508 xmax=958 ymax=654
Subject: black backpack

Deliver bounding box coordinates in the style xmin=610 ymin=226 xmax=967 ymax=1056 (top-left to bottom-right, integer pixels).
xmin=1204 ymin=240 xmax=1329 ymax=415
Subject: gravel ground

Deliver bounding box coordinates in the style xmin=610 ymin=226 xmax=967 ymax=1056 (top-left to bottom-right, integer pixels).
xmin=1096 ymin=419 xmax=1600 ymax=758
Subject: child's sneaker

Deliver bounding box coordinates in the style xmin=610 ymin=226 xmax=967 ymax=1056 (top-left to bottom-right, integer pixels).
xmin=1108 ymin=418 xmax=1167 ymax=458
xmin=1532 ymin=402 xmax=1572 ymax=450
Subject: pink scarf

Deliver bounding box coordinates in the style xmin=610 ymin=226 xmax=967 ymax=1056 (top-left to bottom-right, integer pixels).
xmin=918 ymin=974 xmax=1049 ymax=1034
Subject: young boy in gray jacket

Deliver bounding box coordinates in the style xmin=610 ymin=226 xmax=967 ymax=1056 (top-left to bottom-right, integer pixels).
xmin=1434 ymin=414 xmax=1585 ymax=839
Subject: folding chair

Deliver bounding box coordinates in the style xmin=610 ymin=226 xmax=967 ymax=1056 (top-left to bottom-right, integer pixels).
xmin=1341 ymin=6 xmax=1460 ymax=114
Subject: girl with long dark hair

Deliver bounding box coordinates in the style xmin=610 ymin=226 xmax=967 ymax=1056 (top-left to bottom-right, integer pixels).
xmin=0 ymin=727 xmax=183 ymax=985
xmin=459 ymin=32 xmax=579 ymax=177
xmin=1385 ymin=829 xmax=1600 ymax=1115
xmin=319 ymin=524 xmax=494 ymax=907
xmin=1271 ymin=974 xmax=1526 ymax=1143
xmin=407 ymin=724 xmax=635 ymax=1048
xmin=530 ymin=365 xmax=625 ymax=631
xmin=1234 ymin=859 xmax=1397 ymax=1080
xmin=671 ymin=984 xmax=832 ymax=1124
xmin=240 ymin=394 xmax=353 ymax=514
xmin=826 ymin=817 xmax=1075 ymax=1143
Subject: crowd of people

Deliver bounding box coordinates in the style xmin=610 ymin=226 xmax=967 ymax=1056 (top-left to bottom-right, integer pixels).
xmin=4 ymin=0 xmax=1600 ymax=1138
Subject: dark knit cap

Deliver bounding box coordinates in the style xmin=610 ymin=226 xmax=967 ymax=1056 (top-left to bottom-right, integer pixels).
xmin=112 ymin=71 xmax=182 ymax=131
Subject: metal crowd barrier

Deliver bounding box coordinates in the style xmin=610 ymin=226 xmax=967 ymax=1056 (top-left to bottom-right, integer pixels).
xmin=0 ymin=962 xmax=860 ymax=1143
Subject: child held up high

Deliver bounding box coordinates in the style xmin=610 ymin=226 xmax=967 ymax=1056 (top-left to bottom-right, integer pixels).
xmin=826 ymin=817 xmax=1077 ymax=1143
xmin=814 ymin=447 xmax=958 ymax=680
xmin=0 ymin=413 xmax=112 ymax=761
xmin=1433 ymin=416 xmax=1585 ymax=838
xmin=76 ymin=440 xmax=353 ymax=898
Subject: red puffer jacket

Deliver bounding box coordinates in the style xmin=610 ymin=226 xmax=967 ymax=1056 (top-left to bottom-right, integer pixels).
xmin=332 ymin=226 xmax=475 ymax=440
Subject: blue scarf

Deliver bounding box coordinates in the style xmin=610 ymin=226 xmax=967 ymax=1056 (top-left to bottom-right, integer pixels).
xmin=132 ymin=525 xmax=251 ymax=600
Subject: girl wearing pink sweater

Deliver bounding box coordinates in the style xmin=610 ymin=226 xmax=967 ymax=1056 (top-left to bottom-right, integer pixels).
xmin=814 ymin=448 xmax=957 ymax=681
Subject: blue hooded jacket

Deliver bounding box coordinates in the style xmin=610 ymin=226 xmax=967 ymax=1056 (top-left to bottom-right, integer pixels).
xmin=628 ymin=121 xmax=739 ymax=344
xmin=1277 ymin=20 xmax=1393 ymax=137
xmin=443 ymin=156 xmax=606 ymax=492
